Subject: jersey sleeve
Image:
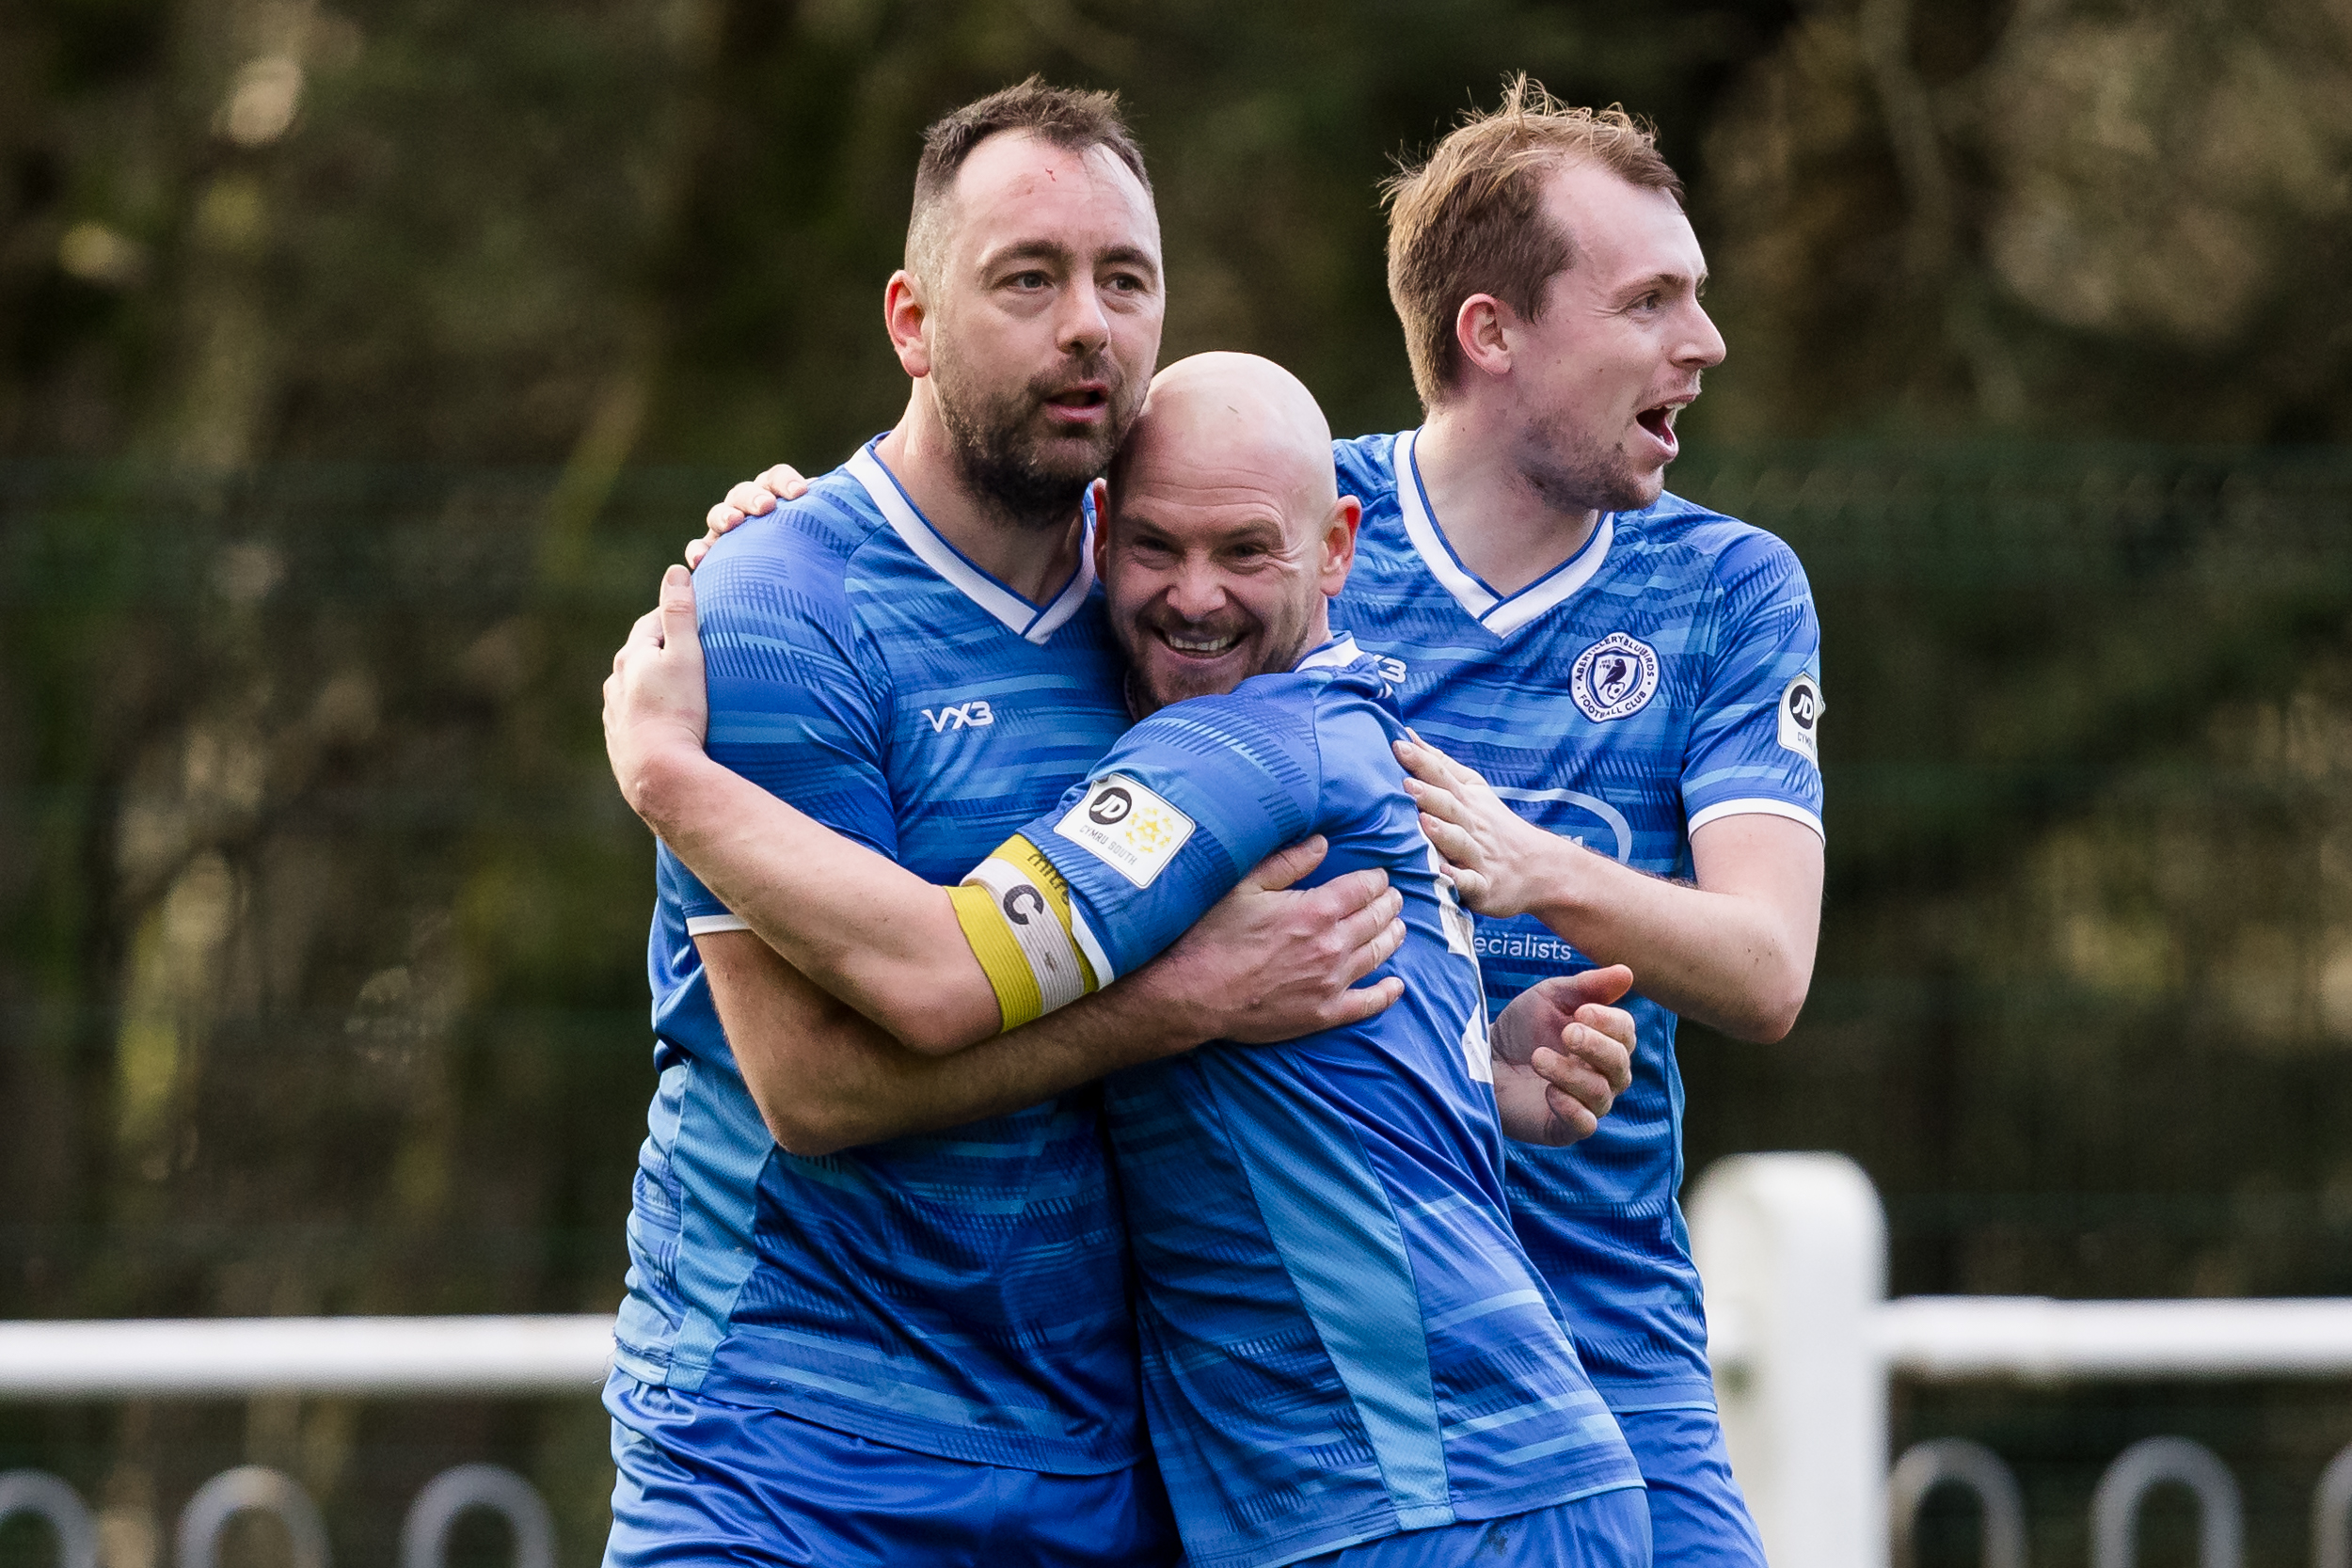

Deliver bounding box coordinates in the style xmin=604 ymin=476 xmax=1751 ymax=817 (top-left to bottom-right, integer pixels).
xmin=1679 ymin=531 xmax=1826 ymax=841
xmin=668 ymin=519 xmax=898 ymax=935
xmin=945 ymin=690 xmax=1326 ymax=1031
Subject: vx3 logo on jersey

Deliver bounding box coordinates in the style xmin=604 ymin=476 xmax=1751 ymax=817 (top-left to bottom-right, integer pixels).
xmin=921 ymin=701 xmax=995 ymax=733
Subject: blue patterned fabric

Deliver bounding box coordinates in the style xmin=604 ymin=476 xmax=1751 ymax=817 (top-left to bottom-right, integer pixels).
xmin=1331 ymin=429 xmax=1825 ymax=1413
xmin=1618 ymin=1407 xmax=1766 ymax=1568
xmin=601 ymin=1370 xmax=1180 ymax=1567
xmin=619 ymin=439 xmax=1144 ymax=1475
xmin=1003 ymin=641 xmax=1644 ymax=1568
xmin=1287 ymin=1486 xmax=1650 ymax=1568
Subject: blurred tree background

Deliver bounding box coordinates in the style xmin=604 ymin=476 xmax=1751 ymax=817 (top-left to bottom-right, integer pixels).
xmin=2 ymin=0 xmax=2350 ymax=1561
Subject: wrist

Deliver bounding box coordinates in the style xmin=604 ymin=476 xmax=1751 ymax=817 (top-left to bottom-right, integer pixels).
xmin=628 ymin=733 xmax=720 ymax=837
xmin=1522 ymin=830 xmax=1598 ymax=929
xmin=1118 ymin=960 xmax=1216 ymax=1060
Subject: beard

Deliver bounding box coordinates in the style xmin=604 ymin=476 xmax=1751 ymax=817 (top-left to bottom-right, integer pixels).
xmin=930 ymin=346 xmax=1136 ymax=531
xmin=1116 ymin=594 xmax=1316 ymax=718
xmin=1521 ymin=404 xmax=1664 ymax=516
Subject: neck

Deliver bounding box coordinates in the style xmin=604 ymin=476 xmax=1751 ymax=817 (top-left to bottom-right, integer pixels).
xmin=876 ymin=389 xmax=1087 ymax=606
xmin=1414 ymin=401 xmax=1602 ymax=596
xmin=1304 ymin=600 xmax=1334 ymax=654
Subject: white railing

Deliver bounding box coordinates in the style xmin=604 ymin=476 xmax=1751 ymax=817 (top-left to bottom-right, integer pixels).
xmin=0 ymin=1315 xmax=608 ymax=1566
xmin=0 ymin=1313 xmax=612 ymax=1399
xmin=1691 ymin=1152 xmax=2352 ymax=1568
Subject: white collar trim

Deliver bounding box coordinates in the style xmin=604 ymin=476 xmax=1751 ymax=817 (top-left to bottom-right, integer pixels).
xmin=1294 ymin=633 xmax=1362 ymax=673
xmin=1391 ymin=428 xmax=1614 ymax=639
xmin=847 ymin=442 xmax=1094 ymax=644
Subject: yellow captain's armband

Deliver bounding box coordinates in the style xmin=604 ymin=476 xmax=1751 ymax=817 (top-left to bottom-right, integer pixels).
xmin=947 ymin=835 xmax=1102 ymax=1032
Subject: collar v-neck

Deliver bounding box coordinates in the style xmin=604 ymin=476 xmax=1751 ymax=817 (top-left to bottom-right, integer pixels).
xmin=847 ymin=440 xmax=1095 ymax=644
xmin=1393 ymin=428 xmax=1614 ymax=639
xmin=1294 ymin=633 xmax=1362 ymax=673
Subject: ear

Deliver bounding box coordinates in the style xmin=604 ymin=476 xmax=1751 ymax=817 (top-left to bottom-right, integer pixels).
xmin=1089 ymin=478 xmax=1112 ymax=579
xmin=1319 ymin=494 xmax=1362 ymax=598
xmin=885 ymin=271 xmax=931 ymax=378
xmin=1453 ymin=293 xmax=1516 ymax=382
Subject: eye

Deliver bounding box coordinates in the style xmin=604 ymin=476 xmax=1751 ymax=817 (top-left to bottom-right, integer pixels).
xmin=1007 ymin=270 xmax=1051 ymax=291
xmin=1104 ymin=270 xmax=1148 ymax=293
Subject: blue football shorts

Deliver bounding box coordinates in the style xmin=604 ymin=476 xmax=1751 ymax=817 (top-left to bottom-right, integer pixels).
xmin=1289 ymin=1483 xmax=1650 ymax=1567
xmin=601 ymin=1372 xmax=1178 ymax=1567
xmin=1616 ymin=1405 xmax=1767 ymax=1568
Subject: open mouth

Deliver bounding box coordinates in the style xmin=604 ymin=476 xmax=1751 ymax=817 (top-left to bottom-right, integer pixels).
xmin=1043 ymin=384 xmax=1111 ymax=421
xmin=1156 ymin=626 xmax=1243 ymax=658
xmin=1635 ymin=404 xmax=1679 ymax=454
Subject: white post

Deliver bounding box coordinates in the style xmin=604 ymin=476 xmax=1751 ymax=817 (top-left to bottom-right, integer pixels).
xmin=1691 ymin=1151 xmax=1889 ymax=1568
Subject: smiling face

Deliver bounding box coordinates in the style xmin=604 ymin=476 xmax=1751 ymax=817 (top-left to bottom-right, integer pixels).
xmin=1099 ymin=354 xmax=1359 ymax=716
xmin=1502 ymin=160 xmax=1725 ymax=514
xmin=911 ymin=132 xmax=1165 ymax=525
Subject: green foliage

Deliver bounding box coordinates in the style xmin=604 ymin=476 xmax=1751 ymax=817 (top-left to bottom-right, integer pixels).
xmin=2 ymin=0 xmax=2351 ymax=1557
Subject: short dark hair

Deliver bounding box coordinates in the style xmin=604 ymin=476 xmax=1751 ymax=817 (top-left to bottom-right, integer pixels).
xmin=1383 ymin=75 xmax=1684 ymax=408
xmin=905 ymin=76 xmax=1152 ymax=278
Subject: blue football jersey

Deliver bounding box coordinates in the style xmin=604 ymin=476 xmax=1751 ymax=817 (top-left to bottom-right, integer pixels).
xmin=618 ymin=439 xmax=1146 ymax=1474
xmin=952 ymin=639 xmax=1644 ymax=1568
xmin=1332 ymin=429 xmax=1825 ymax=1412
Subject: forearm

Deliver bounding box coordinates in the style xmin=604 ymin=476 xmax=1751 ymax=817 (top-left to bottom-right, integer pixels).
xmin=1518 ymin=839 xmax=1814 ymax=1041
xmin=1399 ymin=736 xmax=1824 ymax=1041
xmin=809 ymin=981 xmax=1200 ymax=1152
xmin=708 ymin=934 xmax=1204 ymax=1155
xmin=641 ymin=743 xmax=998 ymax=1052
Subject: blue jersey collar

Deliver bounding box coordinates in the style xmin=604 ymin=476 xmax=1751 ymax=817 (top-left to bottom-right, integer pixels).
xmin=846 ymin=439 xmax=1096 ymax=645
xmin=1392 ymin=428 xmax=1613 ymax=638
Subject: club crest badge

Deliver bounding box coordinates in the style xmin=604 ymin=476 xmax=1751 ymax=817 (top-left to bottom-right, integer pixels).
xmin=1571 ymin=632 xmax=1660 ymax=722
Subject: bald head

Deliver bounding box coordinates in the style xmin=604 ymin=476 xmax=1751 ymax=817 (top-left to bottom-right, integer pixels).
xmin=1099 ymin=354 xmax=1361 ymax=716
xmin=1112 ymin=352 xmax=1337 ymax=537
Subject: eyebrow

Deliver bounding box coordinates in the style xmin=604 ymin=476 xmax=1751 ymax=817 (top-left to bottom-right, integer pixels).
xmin=1618 ymin=269 xmax=1707 ymax=301
xmin=1118 ymin=508 xmax=1290 ymax=546
xmin=985 ymin=237 xmax=1162 ymax=281
xmin=1097 ymin=243 xmax=1161 ymax=280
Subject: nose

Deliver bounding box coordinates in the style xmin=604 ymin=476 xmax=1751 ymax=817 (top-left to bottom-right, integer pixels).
xmin=1056 ymin=277 xmax=1111 ymax=359
xmin=1678 ymin=299 xmax=1726 ymax=372
xmin=1165 ymin=555 xmax=1227 ymax=623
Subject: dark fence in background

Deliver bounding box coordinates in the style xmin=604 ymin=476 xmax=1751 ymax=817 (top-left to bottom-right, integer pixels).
xmin=1683 ymin=446 xmax=2352 ymax=1568
xmin=2 ymin=446 xmax=2349 ymax=1563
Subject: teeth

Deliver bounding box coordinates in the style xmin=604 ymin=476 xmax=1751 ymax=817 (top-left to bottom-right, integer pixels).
xmin=1165 ymin=632 xmax=1239 ymax=655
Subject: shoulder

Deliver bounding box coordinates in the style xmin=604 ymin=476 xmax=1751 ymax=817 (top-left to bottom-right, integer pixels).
xmin=1620 ymin=490 xmax=1814 ymax=612
xmin=1132 ymin=676 xmax=1320 ymax=763
xmin=1104 ymin=675 xmax=1320 ymax=810
xmin=1332 ymin=430 xmax=1405 ymax=500
xmin=1234 ymin=657 xmax=1398 ymax=772
xmin=693 ymin=467 xmax=892 ymax=627
xmin=703 ymin=467 xmax=890 ymax=574
xmin=1093 ymin=680 xmax=1328 ymax=853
